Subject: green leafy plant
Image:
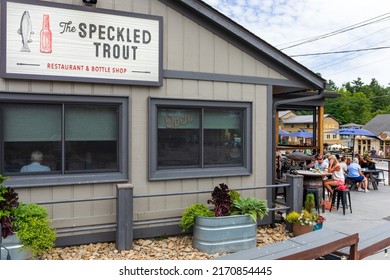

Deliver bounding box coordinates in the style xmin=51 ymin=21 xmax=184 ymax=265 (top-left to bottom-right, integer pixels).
xmin=286 ymin=210 xmax=316 ymax=226
xmin=228 ymin=189 xmax=241 ymax=203
xmin=12 ymin=203 xmax=56 ymax=257
xmin=231 ymin=197 xmax=269 ymax=222
xmin=0 ymin=175 xmax=56 ymax=257
xmin=304 ymin=193 xmax=315 ymax=213
xmin=180 ymin=183 xmax=270 ymax=232
xmin=179 ymin=204 xmax=214 ymax=232
xmin=286 ymin=194 xmax=319 ymax=226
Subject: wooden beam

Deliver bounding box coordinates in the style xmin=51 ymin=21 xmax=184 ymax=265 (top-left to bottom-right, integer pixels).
xmin=318 ymin=106 xmax=324 ymax=154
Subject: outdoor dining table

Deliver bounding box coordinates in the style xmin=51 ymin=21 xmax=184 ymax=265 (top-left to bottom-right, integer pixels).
xmin=296 ymin=170 xmax=332 ymax=212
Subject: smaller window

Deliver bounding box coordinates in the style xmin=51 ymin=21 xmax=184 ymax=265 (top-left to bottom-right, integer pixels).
xmin=149 ymin=98 xmax=252 ymax=180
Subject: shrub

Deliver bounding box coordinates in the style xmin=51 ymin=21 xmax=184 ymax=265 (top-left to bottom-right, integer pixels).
xmin=12 ymin=203 xmax=56 ymax=257
xmin=179 ymin=204 xmax=214 ymax=232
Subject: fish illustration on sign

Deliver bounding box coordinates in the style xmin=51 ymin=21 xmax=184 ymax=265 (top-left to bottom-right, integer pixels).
xmin=18 ymin=11 xmax=34 ymax=52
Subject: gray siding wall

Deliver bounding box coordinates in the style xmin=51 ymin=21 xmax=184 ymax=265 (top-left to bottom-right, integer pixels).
xmin=0 ymin=0 xmax=277 ymax=237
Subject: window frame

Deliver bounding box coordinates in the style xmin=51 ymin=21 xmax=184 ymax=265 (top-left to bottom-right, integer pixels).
xmin=148 ymin=98 xmax=252 ymax=180
xmin=0 ymin=92 xmax=129 ymax=187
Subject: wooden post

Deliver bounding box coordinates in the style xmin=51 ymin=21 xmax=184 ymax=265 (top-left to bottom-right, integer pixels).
xmin=275 ymin=111 xmax=280 ymax=146
xmin=318 ymin=106 xmax=324 ymax=154
xmin=285 ymin=174 xmax=304 ymax=231
xmin=116 ymin=183 xmax=134 ymax=251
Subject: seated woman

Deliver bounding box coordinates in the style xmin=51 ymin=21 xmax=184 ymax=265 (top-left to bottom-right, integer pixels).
xmin=346 ymin=157 xmax=369 ymax=192
xmin=323 ymin=155 xmax=345 ymax=201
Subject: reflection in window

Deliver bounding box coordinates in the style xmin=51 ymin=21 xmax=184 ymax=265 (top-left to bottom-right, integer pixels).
xmin=1 ymin=103 xmax=118 ymax=175
xmin=156 ymin=107 xmax=243 ymax=169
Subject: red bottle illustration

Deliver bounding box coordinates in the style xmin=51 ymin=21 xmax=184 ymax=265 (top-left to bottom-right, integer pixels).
xmin=40 ymin=14 xmax=52 ymax=53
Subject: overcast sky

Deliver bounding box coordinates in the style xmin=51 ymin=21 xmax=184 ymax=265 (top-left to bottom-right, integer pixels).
xmin=202 ymin=0 xmax=390 ymax=88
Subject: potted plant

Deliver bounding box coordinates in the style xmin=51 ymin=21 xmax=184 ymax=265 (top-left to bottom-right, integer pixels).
xmin=180 ymin=183 xmax=269 ymax=254
xmin=285 ymin=193 xmax=325 ymax=235
xmin=0 ymin=174 xmax=56 ymax=259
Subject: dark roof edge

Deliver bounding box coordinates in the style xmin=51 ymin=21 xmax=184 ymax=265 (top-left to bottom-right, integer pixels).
xmin=160 ymin=0 xmax=326 ymax=90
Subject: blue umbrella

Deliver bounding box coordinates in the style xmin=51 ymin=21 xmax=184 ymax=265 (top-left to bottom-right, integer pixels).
xmin=278 ymin=129 xmax=291 ymax=136
xmin=330 ymin=127 xmax=378 ymax=156
xmin=289 ymin=130 xmax=313 ymax=138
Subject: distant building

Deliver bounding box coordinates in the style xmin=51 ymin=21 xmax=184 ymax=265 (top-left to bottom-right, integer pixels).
xmin=280 ymin=113 xmax=340 ymax=147
xmin=363 ymin=114 xmax=390 ymax=157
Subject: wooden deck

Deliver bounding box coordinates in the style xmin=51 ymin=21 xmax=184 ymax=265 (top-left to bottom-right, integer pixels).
xmin=214 ymin=229 xmax=359 ymax=260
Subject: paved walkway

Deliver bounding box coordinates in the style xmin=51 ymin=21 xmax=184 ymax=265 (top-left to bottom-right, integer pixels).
xmin=322 ymin=176 xmax=390 ymax=259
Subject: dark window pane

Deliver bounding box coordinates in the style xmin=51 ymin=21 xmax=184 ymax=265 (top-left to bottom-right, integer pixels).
xmin=65 ymin=105 xmax=118 ymax=172
xmin=2 ymin=104 xmax=61 ymax=174
xmin=157 ymin=108 xmax=200 ymax=168
xmin=204 ymin=109 xmax=243 ymax=166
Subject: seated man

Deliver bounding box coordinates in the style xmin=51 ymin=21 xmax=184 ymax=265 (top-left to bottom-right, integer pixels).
xmin=20 ymin=151 xmax=51 ymax=172
xmin=346 ymin=157 xmax=369 ymax=192
xmin=307 ymin=154 xmax=329 ymax=171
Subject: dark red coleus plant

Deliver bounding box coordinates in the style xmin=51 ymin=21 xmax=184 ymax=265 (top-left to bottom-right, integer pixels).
xmin=207 ymin=183 xmax=232 ymax=217
xmin=0 ymin=175 xmax=19 ymax=239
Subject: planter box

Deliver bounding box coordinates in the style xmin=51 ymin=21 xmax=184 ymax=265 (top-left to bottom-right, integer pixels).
xmin=193 ymin=215 xmax=257 ymax=254
xmin=1 ymin=234 xmax=32 ymax=260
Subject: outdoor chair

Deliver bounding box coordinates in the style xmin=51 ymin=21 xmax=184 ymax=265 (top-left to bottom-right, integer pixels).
xmin=330 ymin=185 xmax=352 ymax=215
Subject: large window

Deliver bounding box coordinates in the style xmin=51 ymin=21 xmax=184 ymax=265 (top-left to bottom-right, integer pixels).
xmin=149 ymin=98 xmax=252 ymax=180
xmin=0 ymin=93 xmax=128 ymax=187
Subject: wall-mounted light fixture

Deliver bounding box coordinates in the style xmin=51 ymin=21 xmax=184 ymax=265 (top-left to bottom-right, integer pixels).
xmin=82 ymin=0 xmax=97 ymax=4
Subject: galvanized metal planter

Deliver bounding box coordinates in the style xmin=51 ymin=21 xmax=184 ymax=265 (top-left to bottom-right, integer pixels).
xmin=1 ymin=234 xmax=32 ymax=260
xmin=193 ymin=214 xmax=257 ymax=254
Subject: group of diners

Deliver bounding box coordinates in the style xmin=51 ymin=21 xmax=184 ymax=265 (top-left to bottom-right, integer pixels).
xmin=307 ymin=153 xmax=377 ymax=202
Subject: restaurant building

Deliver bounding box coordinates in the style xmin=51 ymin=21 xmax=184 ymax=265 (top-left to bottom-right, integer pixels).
xmin=0 ymin=0 xmax=330 ymax=245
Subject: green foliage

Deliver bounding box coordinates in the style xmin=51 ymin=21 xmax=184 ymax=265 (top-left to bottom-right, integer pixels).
xmin=231 ymin=197 xmax=269 ymax=222
xmin=304 ymin=193 xmax=315 ymax=213
xmin=286 ymin=210 xmax=316 ymax=226
xmin=285 ymin=211 xmax=300 ymax=223
xmin=179 ymin=204 xmax=214 ymax=232
xmin=12 ymin=203 xmax=56 ymax=257
xmin=325 ymin=77 xmax=390 ymax=124
xmin=228 ymin=189 xmax=241 ymax=203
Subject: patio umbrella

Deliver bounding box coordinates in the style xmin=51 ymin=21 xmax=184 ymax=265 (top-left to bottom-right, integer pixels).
xmin=330 ymin=127 xmax=379 ymax=156
xmin=278 ymin=129 xmax=291 ymax=136
xmin=289 ymin=130 xmax=313 ymax=138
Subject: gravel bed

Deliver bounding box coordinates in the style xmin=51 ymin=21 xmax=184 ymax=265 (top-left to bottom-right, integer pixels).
xmin=38 ymin=223 xmax=292 ymax=260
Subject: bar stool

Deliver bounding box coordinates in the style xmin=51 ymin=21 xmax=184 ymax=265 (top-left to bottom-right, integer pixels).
xmin=330 ymin=186 xmax=352 ymax=215
xmin=303 ymin=188 xmax=320 ymax=212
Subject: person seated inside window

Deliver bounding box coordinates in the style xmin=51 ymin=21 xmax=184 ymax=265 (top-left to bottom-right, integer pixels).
xmin=20 ymin=151 xmax=51 ymax=172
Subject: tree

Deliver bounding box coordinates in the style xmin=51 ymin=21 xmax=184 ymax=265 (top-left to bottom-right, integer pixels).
xmin=325 ymin=88 xmax=372 ymax=124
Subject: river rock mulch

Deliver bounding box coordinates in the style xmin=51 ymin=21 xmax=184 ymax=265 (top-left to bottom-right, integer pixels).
xmin=37 ymin=223 xmax=292 ymax=260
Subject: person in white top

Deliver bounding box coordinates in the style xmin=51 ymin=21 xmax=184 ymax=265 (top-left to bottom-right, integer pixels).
xmin=323 ymin=155 xmax=345 ymax=201
xmin=339 ymin=155 xmax=348 ymax=175
xmin=20 ymin=151 xmax=51 ymax=172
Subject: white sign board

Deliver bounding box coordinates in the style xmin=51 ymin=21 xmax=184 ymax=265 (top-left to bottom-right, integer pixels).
xmin=1 ymin=0 xmax=163 ymax=86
